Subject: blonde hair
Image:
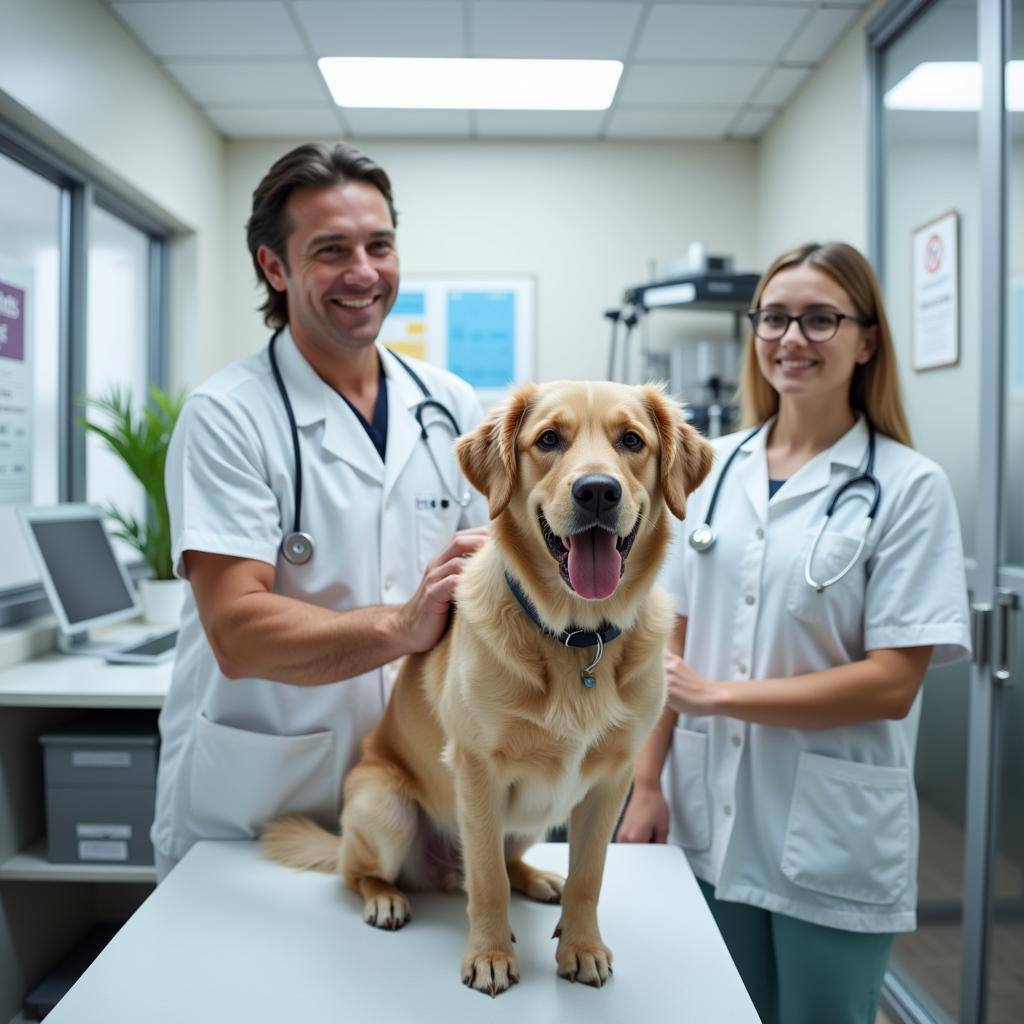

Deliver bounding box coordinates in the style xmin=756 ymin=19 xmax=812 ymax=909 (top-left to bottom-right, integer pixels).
xmin=739 ymin=241 xmax=913 ymax=447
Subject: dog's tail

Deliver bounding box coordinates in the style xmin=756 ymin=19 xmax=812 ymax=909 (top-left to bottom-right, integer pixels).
xmin=260 ymin=814 xmax=341 ymax=873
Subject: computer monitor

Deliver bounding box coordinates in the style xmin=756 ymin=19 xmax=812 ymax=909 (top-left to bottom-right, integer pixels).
xmin=17 ymin=504 xmax=142 ymax=648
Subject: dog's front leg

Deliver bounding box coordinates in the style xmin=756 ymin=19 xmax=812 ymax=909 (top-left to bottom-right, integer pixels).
xmin=451 ymin=745 xmax=518 ymax=997
xmin=554 ymin=771 xmax=632 ymax=987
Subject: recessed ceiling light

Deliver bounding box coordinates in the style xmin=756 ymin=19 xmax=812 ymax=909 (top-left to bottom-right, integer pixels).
xmin=884 ymin=60 xmax=1024 ymax=111
xmin=318 ymin=57 xmax=623 ymax=111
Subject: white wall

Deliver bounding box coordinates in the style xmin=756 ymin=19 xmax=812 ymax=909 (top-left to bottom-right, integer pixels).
xmin=0 ymin=0 xmax=225 ymax=386
xmin=224 ymin=138 xmax=759 ymax=383
xmin=756 ymin=1 xmax=886 ymax=263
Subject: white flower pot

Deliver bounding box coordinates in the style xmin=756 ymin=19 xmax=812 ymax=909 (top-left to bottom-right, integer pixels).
xmin=138 ymin=577 xmax=185 ymax=627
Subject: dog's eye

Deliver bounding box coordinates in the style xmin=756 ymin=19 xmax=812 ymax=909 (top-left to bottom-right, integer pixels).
xmin=536 ymin=430 xmax=561 ymax=451
xmin=621 ymin=430 xmax=644 ymax=451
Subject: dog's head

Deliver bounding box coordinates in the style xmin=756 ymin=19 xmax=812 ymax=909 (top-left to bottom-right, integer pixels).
xmin=456 ymin=381 xmax=713 ymax=617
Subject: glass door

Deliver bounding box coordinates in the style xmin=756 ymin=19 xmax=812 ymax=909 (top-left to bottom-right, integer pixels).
xmin=875 ymin=1 xmax=1024 ymax=1021
xmin=986 ymin=5 xmax=1024 ymax=1020
xmin=877 ymin=1 xmax=980 ymax=1019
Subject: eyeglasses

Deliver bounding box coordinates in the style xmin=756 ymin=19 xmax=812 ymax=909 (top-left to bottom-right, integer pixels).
xmin=747 ymin=308 xmax=874 ymax=343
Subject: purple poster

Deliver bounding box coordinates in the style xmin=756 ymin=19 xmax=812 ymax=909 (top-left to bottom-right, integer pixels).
xmin=0 ymin=281 xmax=24 ymax=362
xmin=0 ymin=263 xmax=31 ymax=503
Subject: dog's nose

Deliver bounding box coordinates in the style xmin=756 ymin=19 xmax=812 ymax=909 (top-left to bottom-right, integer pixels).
xmin=572 ymin=474 xmax=622 ymax=518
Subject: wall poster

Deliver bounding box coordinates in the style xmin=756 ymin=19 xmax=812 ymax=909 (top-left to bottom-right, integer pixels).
xmin=379 ymin=276 xmax=535 ymax=406
xmin=912 ymin=210 xmax=960 ymax=371
xmin=0 ymin=253 xmax=32 ymax=504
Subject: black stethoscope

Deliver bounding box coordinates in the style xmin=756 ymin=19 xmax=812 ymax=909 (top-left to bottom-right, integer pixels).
xmin=267 ymin=330 xmax=470 ymax=566
xmin=688 ymin=419 xmax=881 ymax=592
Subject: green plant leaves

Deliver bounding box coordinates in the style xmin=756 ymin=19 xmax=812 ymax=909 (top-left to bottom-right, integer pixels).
xmin=78 ymin=385 xmax=186 ymax=581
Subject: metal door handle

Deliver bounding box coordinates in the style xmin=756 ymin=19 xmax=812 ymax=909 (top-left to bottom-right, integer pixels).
xmin=971 ymin=602 xmax=991 ymax=667
xmin=995 ymin=590 xmax=1019 ymax=685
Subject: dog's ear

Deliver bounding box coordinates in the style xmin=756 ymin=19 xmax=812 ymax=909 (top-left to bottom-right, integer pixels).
xmin=456 ymin=384 xmax=537 ymax=519
xmin=641 ymin=384 xmax=715 ymax=520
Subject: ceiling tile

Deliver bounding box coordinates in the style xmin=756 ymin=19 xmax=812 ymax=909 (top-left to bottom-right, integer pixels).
xmin=730 ymin=107 xmax=778 ymax=137
xmin=618 ymin=62 xmax=768 ymax=107
xmin=342 ymin=108 xmax=473 ymax=137
xmin=165 ymin=61 xmax=326 ymax=105
xmin=471 ymin=2 xmax=643 ymax=59
xmin=605 ymin=108 xmax=735 ymax=139
xmin=203 ymin=105 xmax=343 ymax=138
xmin=111 ymin=2 xmax=307 ymax=58
xmin=475 ymin=110 xmax=606 ymax=137
xmin=783 ymin=7 xmax=860 ymax=64
xmin=635 ymin=4 xmax=808 ymax=62
xmin=293 ymin=1 xmax=466 ymax=57
xmin=753 ymin=66 xmax=812 ymax=106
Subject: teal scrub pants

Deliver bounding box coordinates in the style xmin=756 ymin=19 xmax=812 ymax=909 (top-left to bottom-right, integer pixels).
xmin=698 ymin=879 xmax=895 ymax=1024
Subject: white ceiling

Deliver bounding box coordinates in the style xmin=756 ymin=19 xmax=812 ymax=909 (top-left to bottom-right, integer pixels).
xmin=103 ymin=0 xmax=870 ymax=141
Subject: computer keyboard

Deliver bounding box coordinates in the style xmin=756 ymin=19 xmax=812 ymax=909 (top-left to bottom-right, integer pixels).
xmin=119 ymin=630 xmax=178 ymax=657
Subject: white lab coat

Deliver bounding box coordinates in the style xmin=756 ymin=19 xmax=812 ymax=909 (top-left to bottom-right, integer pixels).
xmin=152 ymin=329 xmax=488 ymax=862
xmin=660 ymin=415 xmax=970 ymax=932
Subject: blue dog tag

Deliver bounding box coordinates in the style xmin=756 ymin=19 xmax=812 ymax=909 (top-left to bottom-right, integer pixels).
xmin=582 ymin=674 xmax=596 ymax=688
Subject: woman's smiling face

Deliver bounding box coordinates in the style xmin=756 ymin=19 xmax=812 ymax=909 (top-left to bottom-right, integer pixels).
xmin=754 ymin=264 xmax=877 ymax=406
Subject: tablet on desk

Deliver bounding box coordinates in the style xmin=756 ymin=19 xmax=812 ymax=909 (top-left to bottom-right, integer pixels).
xmin=105 ymin=629 xmax=178 ymax=665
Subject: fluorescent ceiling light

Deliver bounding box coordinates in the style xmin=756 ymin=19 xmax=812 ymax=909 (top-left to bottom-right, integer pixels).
xmin=318 ymin=57 xmax=622 ymax=110
xmin=884 ymin=60 xmax=1024 ymax=111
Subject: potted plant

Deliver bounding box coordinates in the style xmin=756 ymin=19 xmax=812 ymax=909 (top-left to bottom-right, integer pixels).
xmin=79 ymin=385 xmax=187 ymax=625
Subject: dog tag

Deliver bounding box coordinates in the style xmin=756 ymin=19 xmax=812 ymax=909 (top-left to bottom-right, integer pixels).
xmin=582 ymin=674 xmax=596 ymax=688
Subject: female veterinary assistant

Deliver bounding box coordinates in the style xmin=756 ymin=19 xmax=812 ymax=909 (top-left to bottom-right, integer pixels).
xmin=619 ymin=242 xmax=970 ymax=1024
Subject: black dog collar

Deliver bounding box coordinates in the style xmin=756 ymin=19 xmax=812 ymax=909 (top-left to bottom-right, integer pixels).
xmin=504 ymin=573 xmax=621 ymax=687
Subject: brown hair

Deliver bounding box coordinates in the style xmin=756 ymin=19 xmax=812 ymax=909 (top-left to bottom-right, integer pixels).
xmin=246 ymin=142 xmax=398 ymax=329
xmin=739 ymin=241 xmax=913 ymax=447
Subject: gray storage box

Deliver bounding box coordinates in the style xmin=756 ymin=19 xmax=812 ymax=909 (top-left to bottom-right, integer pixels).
xmin=39 ymin=717 xmax=159 ymax=866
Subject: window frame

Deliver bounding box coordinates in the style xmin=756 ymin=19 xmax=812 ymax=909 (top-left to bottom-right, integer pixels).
xmin=0 ymin=119 xmax=172 ymax=626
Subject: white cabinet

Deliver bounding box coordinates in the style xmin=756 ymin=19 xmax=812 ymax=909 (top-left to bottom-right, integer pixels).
xmin=0 ymin=652 xmax=170 ymax=1023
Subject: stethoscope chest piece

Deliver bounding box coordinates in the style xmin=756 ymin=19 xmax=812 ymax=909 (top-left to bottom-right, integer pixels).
xmin=282 ymin=531 xmax=314 ymax=565
xmin=689 ymin=523 xmax=717 ymax=552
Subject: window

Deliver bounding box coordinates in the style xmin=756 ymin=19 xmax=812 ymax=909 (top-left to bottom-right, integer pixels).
xmin=0 ymin=124 xmax=169 ymax=623
xmin=86 ymin=204 xmax=152 ymax=538
xmin=0 ymin=149 xmax=62 ymax=592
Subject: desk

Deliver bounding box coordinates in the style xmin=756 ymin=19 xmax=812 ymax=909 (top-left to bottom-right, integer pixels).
xmin=46 ymin=841 xmax=761 ymax=1023
xmin=0 ymin=644 xmax=172 ymax=1024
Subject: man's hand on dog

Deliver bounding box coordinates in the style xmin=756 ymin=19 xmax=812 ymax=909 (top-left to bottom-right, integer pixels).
xmin=391 ymin=526 xmax=489 ymax=654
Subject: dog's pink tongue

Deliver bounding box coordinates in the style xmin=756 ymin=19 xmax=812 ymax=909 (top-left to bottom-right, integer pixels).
xmin=566 ymin=528 xmax=621 ymax=600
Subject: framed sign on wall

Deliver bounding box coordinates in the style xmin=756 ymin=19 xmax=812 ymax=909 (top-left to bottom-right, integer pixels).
xmin=379 ymin=275 xmax=535 ymax=405
xmin=911 ymin=210 xmax=959 ymax=371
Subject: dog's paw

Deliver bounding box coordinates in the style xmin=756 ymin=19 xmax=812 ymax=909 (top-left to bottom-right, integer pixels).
xmin=362 ymin=892 xmax=411 ymax=930
xmin=523 ymin=868 xmax=564 ymax=903
xmin=508 ymin=860 xmax=564 ymax=904
xmin=556 ymin=939 xmax=614 ymax=988
xmin=461 ymin=948 xmax=520 ymax=997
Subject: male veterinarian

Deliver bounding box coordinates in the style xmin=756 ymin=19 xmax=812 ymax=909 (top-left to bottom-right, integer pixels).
xmin=151 ymin=142 xmax=489 ymax=881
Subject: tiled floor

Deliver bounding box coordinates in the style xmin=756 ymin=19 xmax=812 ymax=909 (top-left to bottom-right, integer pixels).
xmin=887 ymin=802 xmax=1024 ymax=1024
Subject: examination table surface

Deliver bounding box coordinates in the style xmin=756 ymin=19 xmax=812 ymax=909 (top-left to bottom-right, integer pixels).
xmin=44 ymin=840 xmax=761 ymax=1023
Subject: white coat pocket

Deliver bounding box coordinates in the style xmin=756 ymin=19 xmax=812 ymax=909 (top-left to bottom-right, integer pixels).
xmin=189 ymin=714 xmax=337 ymax=839
xmin=786 ymin=531 xmax=864 ymax=626
xmin=415 ymin=495 xmax=461 ymax=573
xmin=780 ymin=751 xmax=911 ymax=905
xmin=665 ymin=726 xmax=712 ymax=851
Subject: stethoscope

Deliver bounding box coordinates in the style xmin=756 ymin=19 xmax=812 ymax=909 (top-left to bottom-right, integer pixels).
xmin=688 ymin=419 xmax=881 ymax=592
xmin=267 ymin=330 xmax=471 ymax=566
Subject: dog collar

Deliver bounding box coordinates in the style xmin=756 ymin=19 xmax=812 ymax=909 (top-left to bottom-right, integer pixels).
xmin=504 ymin=573 xmax=621 ymax=687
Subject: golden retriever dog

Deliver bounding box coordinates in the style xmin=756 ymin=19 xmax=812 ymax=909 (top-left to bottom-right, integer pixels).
xmin=262 ymin=380 xmax=713 ymax=996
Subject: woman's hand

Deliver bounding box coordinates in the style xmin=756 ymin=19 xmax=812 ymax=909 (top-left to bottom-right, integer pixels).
xmin=617 ymin=781 xmax=670 ymax=844
xmin=664 ymin=651 xmax=720 ymax=716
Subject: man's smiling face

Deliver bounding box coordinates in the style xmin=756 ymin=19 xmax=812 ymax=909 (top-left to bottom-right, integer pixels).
xmin=260 ymin=179 xmax=399 ymax=356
